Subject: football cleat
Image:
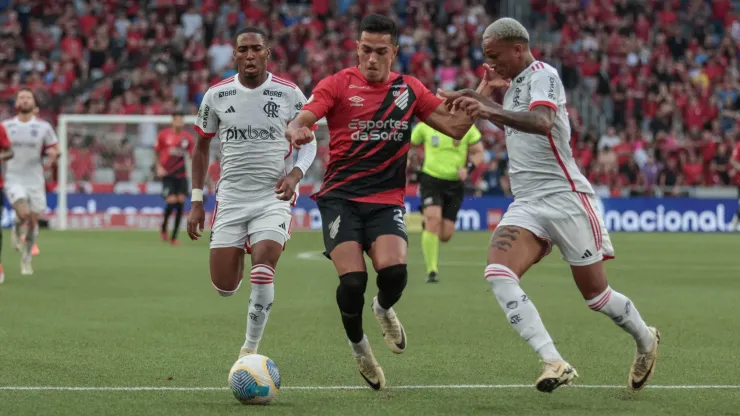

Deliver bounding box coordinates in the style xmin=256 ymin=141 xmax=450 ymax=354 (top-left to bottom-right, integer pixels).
xmin=629 ymin=327 xmax=660 ymax=391
xmin=425 ymin=271 xmax=439 ymax=283
xmin=536 ymin=360 xmax=578 ymax=393
xmin=161 ymin=232 xmax=168 ymax=242
xmin=372 ymin=297 xmax=406 ymax=354
xmin=352 ymin=344 xmax=386 ymax=391
xmin=0 ymin=264 xmax=4 ymax=284
xmin=238 ymin=347 xmax=256 ymax=359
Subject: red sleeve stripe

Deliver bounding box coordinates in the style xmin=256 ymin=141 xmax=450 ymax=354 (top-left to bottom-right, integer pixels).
xmin=194 ymin=125 xmax=216 ymax=138
xmin=44 ymin=143 xmax=59 ymax=150
xmin=529 ymin=101 xmax=557 ymax=111
xmin=272 ymin=76 xmax=297 ymax=89
xmin=210 ymin=76 xmax=234 ymax=88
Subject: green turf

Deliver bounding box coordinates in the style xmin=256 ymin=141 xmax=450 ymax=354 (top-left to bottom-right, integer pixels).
xmin=0 ymin=230 xmax=738 ymax=415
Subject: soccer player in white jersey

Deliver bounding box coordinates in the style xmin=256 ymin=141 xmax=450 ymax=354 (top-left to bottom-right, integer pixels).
xmin=2 ymin=88 xmax=59 ymax=275
xmin=441 ymin=18 xmax=660 ymax=393
xmin=187 ymin=28 xmax=317 ymax=358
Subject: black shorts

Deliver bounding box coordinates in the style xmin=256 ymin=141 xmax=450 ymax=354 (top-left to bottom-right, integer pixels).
xmin=316 ymin=197 xmax=407 ymax=259
xmin=419 ymin=172 xmax=464 ymax=221
xmin=162 ymin=176 xmax=189 ymax=198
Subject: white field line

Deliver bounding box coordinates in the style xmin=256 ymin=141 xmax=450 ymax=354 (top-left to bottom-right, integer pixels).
xmin=295 ymin=251 xmax=740 ymax=272
xmin=1 ymin=384 xmax=739 ymax=392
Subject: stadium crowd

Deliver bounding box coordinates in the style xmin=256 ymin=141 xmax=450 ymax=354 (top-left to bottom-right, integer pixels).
xmin=1 ymin=0 xmax=739 ymax=196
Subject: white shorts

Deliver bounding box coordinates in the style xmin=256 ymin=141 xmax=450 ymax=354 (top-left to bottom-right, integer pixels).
xmin=210 ymin=197 xmax=292 ymax=252
xmin=6 ymin=184 xmax=47 ymax=214
xmin=497 ymin=192 xmax=615 ymax=266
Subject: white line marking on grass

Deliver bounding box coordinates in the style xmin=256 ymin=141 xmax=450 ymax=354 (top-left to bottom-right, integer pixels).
xmin=295 ymin=251 xmax=740 ymax=272
xmin=1 ymin=385 xmax=739 ymax=392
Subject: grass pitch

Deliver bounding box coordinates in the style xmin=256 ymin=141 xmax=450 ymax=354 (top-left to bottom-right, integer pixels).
xmin=0 ymin=230 xmax=738 ymax=415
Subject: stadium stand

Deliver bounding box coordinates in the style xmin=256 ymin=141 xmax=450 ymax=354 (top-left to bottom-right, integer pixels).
xmin=1 ymin=0 xmax=738 ymax=198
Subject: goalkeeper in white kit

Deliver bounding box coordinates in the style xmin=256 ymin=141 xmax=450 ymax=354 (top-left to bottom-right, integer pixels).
xmin=1 ymin=88 xmax=58 ymax=275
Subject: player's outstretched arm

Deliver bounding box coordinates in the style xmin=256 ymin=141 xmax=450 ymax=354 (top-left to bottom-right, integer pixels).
xmin=276 ymin=137 xmax=317 ymax=201
xmin=423 ymin=102 xmax=476 ymax=141
xmin=286 ymin=110 xmax=319 ymax=149
xmin=484 ymin=105 xmax=555 ymax=136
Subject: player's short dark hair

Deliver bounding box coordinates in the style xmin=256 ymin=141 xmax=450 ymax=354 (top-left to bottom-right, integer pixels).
xmin=172 ymin=110 xmax=185 ymax=118
xmin=233 ymin=27 xmax=268 ymax=46
xmin=359 ymin=14 xmax=398 ymax=45
xmin=16 ymin=87 xmax=37 ymax=104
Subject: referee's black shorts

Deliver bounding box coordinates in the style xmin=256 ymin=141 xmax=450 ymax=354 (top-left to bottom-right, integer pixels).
xmin=419 ymin=172 xmax=464 ymax=221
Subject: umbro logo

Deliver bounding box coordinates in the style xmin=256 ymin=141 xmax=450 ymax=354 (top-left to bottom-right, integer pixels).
xmin=225 ymin=106 xmax=236 ymax=113
xmin=348 ymin=96 xmax=364 ymax=107
xmin=581 ymin=249 xmax=593 ymax=259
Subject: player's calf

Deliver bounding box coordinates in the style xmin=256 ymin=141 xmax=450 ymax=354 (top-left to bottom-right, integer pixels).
xmin=484 ymin=264 xmax=563 ymax=362
xmin=336 ymin=271 xmax=368 ymax=343
xmin=372 ymin=264 xmax=408 ymax=353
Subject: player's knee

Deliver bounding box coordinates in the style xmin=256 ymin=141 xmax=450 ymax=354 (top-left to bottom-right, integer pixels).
xmin=376 ymin=264 xmax=407 ymax=297
xmin=212 ymin=279 xmax=242 ymax=297
xmin=336 ymin=271 xmax=368 ymax=314
xmin=439 ymin=232 xmax=453 ymax=242
xmin=423 ymin=215 xmax=441 ymax=233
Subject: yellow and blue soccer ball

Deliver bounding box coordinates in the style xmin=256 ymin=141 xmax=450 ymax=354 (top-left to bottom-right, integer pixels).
xmin=228 ymin=354 xmax=281 ymax=405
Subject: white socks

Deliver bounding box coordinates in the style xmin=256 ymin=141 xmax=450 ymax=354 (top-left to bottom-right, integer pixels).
xmin=588 ymin=286 xmax=654 ymax=353
xmin=244 ymin=264 xmax=275 ymax=351
xmin=484 ymin=264 xmax=562 ymax=361
xmin=350 ymin=334 xmax=370 ymax=356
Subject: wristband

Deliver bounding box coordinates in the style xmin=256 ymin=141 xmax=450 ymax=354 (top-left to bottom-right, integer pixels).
xmin=191 ymin=188 xmax=204 ymax=202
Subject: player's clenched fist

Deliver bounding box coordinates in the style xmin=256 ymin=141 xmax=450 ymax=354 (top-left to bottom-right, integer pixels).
xmin=187 ymin=201 xmax=205 ymax=240
xmin=286 ymin=126 xmax=313 ymax=149
xmin=275 ymin=170 xmax=301 ymax=202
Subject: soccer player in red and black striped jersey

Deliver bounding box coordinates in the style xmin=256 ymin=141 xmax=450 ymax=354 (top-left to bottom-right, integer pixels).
xmin=286 ymin=14 xmax=474 ymax=390
xmin=154 ymin=111 xmax=194 ymax=245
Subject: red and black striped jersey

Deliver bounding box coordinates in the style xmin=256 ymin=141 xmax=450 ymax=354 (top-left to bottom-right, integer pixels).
xmin=155 ymin=128 xmax=194 ymax=178
xmin=303 ymin=67 xmax=442 ymax=206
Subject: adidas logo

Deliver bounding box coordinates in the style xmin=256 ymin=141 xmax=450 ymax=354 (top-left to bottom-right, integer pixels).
xmin=225 ymin=106 xmax=236 ymax=113
xmin=581 ymin=249 xmax=593 ymax=259
xmin=278 ymin=223 xmax=286 ymax=230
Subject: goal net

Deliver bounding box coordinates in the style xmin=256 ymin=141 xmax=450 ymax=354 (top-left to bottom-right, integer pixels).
xmin=55 ymin=114 xmax=328 ymax=230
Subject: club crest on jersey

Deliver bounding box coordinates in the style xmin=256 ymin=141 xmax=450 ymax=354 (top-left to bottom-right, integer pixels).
xmin=30 ymin=129 xmax=38 ymax=137
xmin=263 ymin=101 xmax=280 ymax=118
xmin=394 ymin=89 xmax=409 ymax=110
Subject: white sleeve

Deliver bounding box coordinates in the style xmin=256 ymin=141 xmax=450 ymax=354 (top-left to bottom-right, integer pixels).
xmin=528 ymin=70 xmax=563 ymax=111
xmin=43 ymin=123 xmax=58 ymax=149
xmin=195 ymin=89 xmax=218 ymax=138
xmin=294 ymin=138 xmax=317 ymax=177
xmin=292 ymin=86 xmax=309 ymax=120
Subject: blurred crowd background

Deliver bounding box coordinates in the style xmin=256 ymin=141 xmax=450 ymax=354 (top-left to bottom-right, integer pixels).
xmin=1 ymin=0 xmax=739 ymax=198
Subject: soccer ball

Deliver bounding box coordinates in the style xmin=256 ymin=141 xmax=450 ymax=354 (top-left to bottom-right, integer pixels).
xmin=228 ymin=354 xmax=281 ymax=405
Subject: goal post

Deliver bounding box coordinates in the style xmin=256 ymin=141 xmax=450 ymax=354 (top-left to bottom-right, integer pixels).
xmin=55 ymin=114 xmax=328 ymax=231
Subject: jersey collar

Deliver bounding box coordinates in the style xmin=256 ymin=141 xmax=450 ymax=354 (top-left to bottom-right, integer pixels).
xmin=234 ymin=72 xmax=273 ymax=92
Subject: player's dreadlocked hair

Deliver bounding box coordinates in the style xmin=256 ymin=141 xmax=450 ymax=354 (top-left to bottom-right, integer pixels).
xmin=359 ymin=14 xmax=398 ymax=45
xmin=232 ymin=27 xmax=269 ymax=46
xmin=483 ymin=18 xmax=530 ymax=44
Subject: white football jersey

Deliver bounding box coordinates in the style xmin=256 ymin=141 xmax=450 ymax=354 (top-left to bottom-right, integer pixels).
xmin=502 ymin=61 xmax=594 ymax=201
xmin=2 ymin=116 xmax=58 ymax=189
xmin=194 ymin=73 xmax=308 ymax=202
